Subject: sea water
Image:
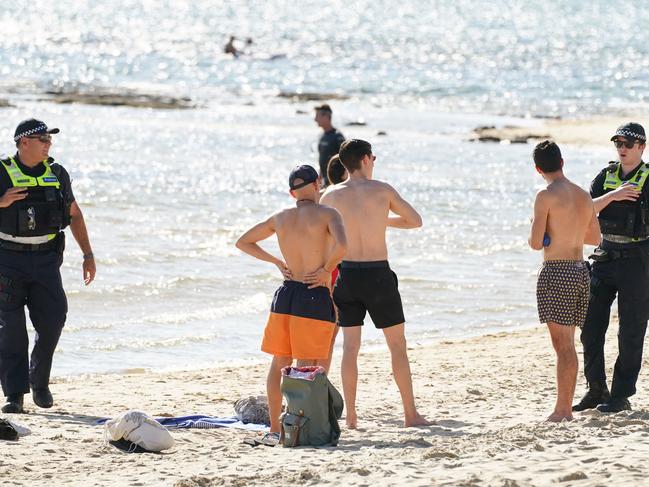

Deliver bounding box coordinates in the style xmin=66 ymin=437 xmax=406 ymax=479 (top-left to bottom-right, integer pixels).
xmin=0 ymin=1 xmax=643 ymax=375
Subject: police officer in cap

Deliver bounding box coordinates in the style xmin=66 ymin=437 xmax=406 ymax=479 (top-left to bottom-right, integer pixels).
xmin=0 ymin=118 xmax=95 ymax=413
xmin=573 ymin=122 xmax=649 ymax=413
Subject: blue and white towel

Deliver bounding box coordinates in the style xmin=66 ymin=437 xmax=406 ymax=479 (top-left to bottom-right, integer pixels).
xmin=96 ymin=415 xmax=268 ymax=432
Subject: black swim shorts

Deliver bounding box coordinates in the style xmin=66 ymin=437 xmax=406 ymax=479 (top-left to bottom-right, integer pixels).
xmin=332 ymin=261 xmax=405 ymax=329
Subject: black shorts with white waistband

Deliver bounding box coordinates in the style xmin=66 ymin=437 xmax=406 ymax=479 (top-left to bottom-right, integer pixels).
xmin=332 ymin=261 xmax=405 ymax=329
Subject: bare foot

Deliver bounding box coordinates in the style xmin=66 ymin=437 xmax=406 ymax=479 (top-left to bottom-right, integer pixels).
xmin=547 ymin=412 xmax=574 ymax=422
xmin=404 ymin=413 xmax=433 ymax=427
xmin=345 ymin=413 xmax=358 ymax=429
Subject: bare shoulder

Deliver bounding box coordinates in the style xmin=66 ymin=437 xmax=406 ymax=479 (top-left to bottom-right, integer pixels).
xmin=321 ymin=184 xmax=344 ymax=203
xmin=367 ymin=179 xmax=398 ymax=197
xmin=270 ymin=207 xmax=295 ymax=223
xmin=534 ymin=187 xmax=552 ymax=204
xmin=317 ymin=204 xmax=343 ymax=220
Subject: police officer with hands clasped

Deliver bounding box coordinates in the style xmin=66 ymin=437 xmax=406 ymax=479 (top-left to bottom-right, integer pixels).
xmin=573 ymin=122 xmax=649 ymax=413
xmin=0 ymin=118 xmax=95 ymax=414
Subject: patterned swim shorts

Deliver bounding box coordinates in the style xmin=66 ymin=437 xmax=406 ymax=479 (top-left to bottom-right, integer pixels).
xmin=536 ymin=260 xmax=590 ymax=327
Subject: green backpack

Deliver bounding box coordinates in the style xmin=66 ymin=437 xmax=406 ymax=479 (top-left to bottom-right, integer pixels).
xmin=279 ymin=366 xmax=343 ymax=447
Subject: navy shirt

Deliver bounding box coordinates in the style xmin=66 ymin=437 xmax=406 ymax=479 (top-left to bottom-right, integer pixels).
xmin=318 ymin=128 xmax=345 ymax=185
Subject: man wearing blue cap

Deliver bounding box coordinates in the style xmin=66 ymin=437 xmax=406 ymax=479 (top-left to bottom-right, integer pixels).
xmin=574 ymin=122 xmax=649 ymax=413
xmin=0 ymin=118 xmax=95 ymax=414
xmin=236 ymin=164 xmax=346 ymax=443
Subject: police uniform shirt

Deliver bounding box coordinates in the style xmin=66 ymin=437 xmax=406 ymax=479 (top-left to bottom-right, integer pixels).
xmin=590 ymin=161 xmax=649 ymax=243
xmin=590 ymin=162 xmax=649 ymax=200
xmin=0 ymin=154 xmax=75 ymax=214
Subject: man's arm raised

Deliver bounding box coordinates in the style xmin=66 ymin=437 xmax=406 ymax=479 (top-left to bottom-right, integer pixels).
xmin=387 ymin=185 xmax=422 ymax=229
xmin=585 ymin=206 xmax=601 ymax=246
xmin=593 ymin=183 xmax=639 ymax=213
xmin=304 ymin=209 xmax=347 ymax=289
xmin=529 ymin=190 xmax=549 ymax=250
xmin=235 ymin=216 xmax=292 ymax=280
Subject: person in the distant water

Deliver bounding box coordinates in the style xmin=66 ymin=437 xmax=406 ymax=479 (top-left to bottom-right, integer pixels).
xmin=236 ymin=164 xmax=346 ymax=443
xmin=224 ymin=36 xmax=241 ymax=57
xmin=529 ymin=140 xmax=600 ymax=422
xmin=314 ymin=105 xmax=345 ymax=186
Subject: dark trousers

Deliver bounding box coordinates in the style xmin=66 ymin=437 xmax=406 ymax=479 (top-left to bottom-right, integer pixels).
xmin=581 ymin=255 xmax=649 ymax=398
xmin=0 ymin=248 xmax=67 ymax=396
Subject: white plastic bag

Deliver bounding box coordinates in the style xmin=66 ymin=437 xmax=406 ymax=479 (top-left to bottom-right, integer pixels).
xmin=104 ymin=410 xmax=174 ymax=452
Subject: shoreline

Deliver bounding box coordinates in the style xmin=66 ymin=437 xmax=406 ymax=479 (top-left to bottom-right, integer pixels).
xmin=468 ymin=115 xmax=648 ymax=147
xmin=5 ymin=323 xmax=648 ymax=487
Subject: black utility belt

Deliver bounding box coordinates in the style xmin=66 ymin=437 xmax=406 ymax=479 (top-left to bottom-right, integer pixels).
xmin=0 ymin=236 xmax=59 ymax=252
xmin=590 ymin=247 xmax=647 ymax=263
xmin=339 ymin=260 xmax=389 ymax=269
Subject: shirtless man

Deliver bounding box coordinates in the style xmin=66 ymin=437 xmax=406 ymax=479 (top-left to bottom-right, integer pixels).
xmin=528 ymin=140 xmax=601 ymax=422
xmin=320 ymin=139 xmax=430 ymax=428
xmin=236 ymin=165 xmax=346 ymax=439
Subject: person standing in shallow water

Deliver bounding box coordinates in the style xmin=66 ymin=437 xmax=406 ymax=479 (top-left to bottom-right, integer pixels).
xmin=573 ymin=123 xmax=649 ymax=413
xmin=314 ymin=104 xmax=345 ymax=187
xmin=529 ymin=140 xmax=600 ymax=422
xmin=321 ymin=139 xmax=430 ymax=429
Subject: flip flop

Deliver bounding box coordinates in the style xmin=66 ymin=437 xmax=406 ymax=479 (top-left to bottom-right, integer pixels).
xmin=243 ymin=432 xmax=280 ymax=447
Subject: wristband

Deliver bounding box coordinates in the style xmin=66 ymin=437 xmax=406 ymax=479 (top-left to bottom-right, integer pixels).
xmin=83 ymin=253 xmax=94 ymax=260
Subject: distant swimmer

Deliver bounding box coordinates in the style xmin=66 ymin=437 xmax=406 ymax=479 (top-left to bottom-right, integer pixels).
xmin=574 ymin=122 xmax=649 ymax=414
xmin=528 ymin=140 xmax=600 ymax=422
xmin=314 ymin=105 xmax=345 ymax=187
xmin=236 ymin=164 xmax=346 ymax=440
xmin=224 ymin=36 xmax=241 ymax=57
xmin=321 ymin=139 xmax=430 ymax=429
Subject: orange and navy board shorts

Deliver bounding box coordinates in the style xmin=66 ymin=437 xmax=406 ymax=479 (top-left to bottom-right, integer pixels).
xmin=261 ymin=281 xmax=336 ymax=360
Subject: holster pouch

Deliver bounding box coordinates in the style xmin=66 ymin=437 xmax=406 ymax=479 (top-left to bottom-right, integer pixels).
xmin=0 ymin=275 xmax=14 ymax=303
xmin=589 ymin=248 xmax=610 ymax=263
xmin=280 ymin=413 xmax=309 ymax=448
xmin=55 ymin=232 xmax=65 ymax=255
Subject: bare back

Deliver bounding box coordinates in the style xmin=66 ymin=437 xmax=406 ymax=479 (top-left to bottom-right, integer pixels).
xmin=542 ymin=180 xmax=595 ymax=260
xmin=321 ymin=179 xmax=392 ymax=261
xmin=273 ymin=205 xmax=336 ymax=281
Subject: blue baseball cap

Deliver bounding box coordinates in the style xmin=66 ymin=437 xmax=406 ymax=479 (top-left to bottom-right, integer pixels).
xmin=289 ymin=165 xmax=318 ymax=190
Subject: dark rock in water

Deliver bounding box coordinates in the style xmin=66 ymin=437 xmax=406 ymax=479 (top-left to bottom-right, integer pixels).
xmin=377 ymin=131 xmax=388 ymax=136
xmin=277 ymin=91 xmax=349 ymax=102
xmin=346 ymin=119 xmax=366 ymax=126
xmin=295 ymin=109 xmax=308 ymax=114
xmin=471 ymin=135 xmax=502 ymax=143
xmin=0 ymin=99 xmax=13 ymax=108
xmin=510 ymin=137 xmax=529 ymax=144
xmin=43 ymin=89 xmax=195 ymax=109
xmin=470 ymin=124 xmax=550 ymax=144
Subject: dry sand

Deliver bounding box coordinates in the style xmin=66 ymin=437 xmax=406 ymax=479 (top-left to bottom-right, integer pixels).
xmin=471 ymin=116 xmax=648 ymax=147
xmin=2 ymin=325 xmax=649 ymax=487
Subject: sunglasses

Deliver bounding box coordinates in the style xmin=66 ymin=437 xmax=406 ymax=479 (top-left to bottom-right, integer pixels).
xmin=25 ymin=134 xmax=52 ymax=143
xmin=614 ymin=139 xmax=638 ymax=149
